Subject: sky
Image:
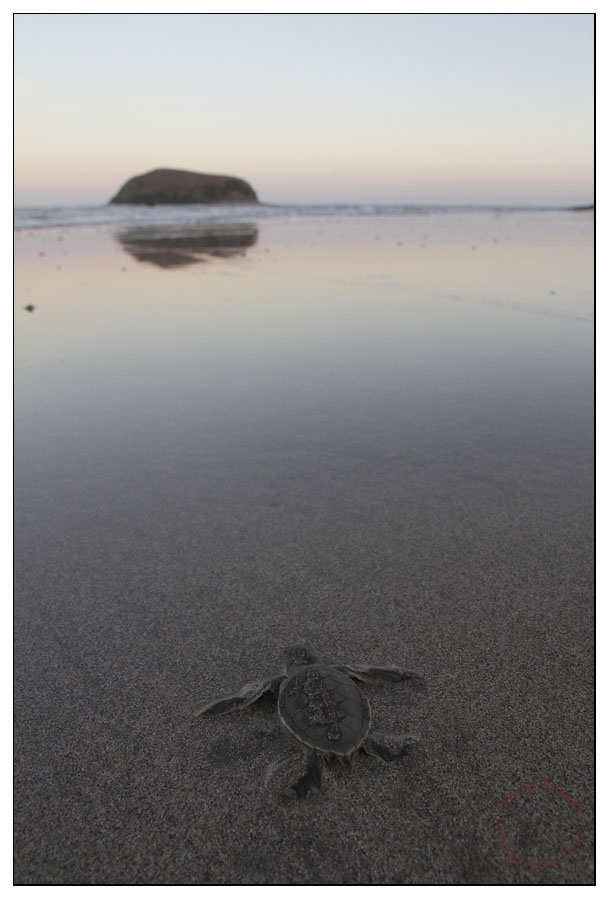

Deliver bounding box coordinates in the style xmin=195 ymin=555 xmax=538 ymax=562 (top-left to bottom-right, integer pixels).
xmin=14 ymin=12 xmax=594 ymax=207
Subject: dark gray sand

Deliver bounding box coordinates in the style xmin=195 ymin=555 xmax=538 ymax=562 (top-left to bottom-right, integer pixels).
xmin=14 ymin=214 xmax=594 ymax=884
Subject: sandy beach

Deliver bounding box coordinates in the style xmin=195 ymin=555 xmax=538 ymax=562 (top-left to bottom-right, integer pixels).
xmin=14 ymin=210 xmax=594 ymax=884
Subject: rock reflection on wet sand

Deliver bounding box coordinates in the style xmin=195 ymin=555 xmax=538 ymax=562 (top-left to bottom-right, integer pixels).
xmin=115 ymin=222 xmax=258 ymax=268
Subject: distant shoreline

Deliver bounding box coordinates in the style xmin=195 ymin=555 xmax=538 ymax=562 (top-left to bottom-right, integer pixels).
xmin=14 ymin=202 xmax=593 ymax=212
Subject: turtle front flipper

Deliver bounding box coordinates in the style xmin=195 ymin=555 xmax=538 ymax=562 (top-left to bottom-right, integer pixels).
xmin=196 ymin=674 xmax=284 ymax=717
xmin=362 ymin=731 xmax=419 ymax=762
xmin=292 ymin=750 xmax=324 ymax=798
xmin=334 ymin=664 xmax=423 ymax=686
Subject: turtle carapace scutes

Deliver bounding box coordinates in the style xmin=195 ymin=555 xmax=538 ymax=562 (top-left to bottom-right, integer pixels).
xmin=196 ymin=645 xmax=421 ymax=797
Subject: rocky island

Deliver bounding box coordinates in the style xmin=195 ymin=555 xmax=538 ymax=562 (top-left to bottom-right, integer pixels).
xmin=110 ymin=168 xmax=259 ymax=205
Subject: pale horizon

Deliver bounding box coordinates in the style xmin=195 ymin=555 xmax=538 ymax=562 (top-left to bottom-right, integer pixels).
xmin=14 ymin=13 xmax=594 ymax=208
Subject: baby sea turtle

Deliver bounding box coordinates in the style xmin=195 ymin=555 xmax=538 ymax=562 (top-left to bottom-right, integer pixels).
xmin=196 ymin=645 xmax=421 ymax=797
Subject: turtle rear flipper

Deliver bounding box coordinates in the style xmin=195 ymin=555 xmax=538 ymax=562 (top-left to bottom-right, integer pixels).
xmin=293 ymin=750 xmax=324 ymax=798
xmin=196 ymin=675 xmax=284 ymax=717
xmin=362 ymin=731 xmax=419 ymax=762
xmin=335 ymin=664 xmax=424 ymax=688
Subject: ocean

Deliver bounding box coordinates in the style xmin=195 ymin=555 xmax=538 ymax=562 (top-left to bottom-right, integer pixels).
xmin=13 ymin=202 xmax=570 ymax=232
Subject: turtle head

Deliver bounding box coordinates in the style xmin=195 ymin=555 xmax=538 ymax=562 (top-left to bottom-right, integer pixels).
xmin=282 ymin=645 xmax=318 ymax=674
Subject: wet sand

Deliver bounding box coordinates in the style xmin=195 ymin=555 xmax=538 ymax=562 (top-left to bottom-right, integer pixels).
xmin=14 ymin=211 xmax=594 ymax=884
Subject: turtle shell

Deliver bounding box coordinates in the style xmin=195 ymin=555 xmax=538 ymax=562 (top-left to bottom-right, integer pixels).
xmin=278 ymin=664 xmax=371 ymax=755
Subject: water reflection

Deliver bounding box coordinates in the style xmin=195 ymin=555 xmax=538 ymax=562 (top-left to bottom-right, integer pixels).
xmin=115 ymin=222 xmax=258 ymax=268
